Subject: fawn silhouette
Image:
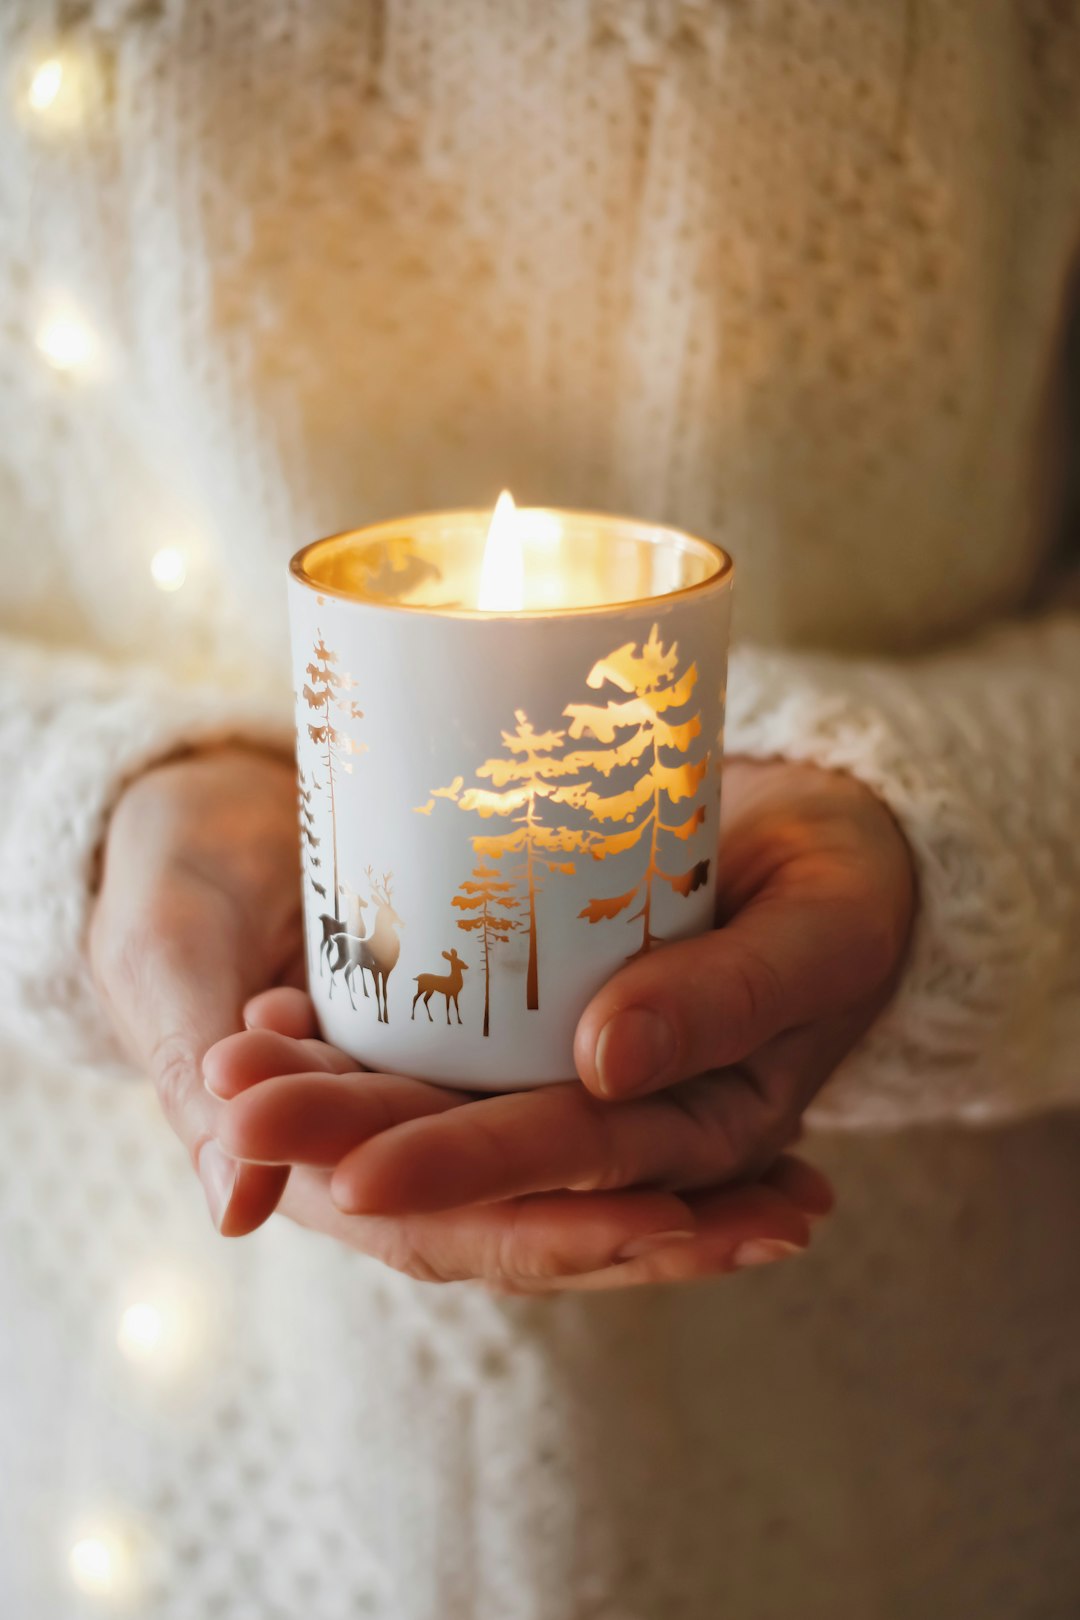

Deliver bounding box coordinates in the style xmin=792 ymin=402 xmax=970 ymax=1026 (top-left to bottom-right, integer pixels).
xmin=412 ymin=949 xmax=469 ymax=1025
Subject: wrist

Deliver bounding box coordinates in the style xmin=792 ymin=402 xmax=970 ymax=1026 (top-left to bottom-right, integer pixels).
xmin=94 ymin=742 xmax=295 ymax=895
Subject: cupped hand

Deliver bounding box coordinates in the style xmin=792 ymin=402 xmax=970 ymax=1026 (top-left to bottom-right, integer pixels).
xmin=90 ymin=745 xmax=305 ymax=1234
xmin=90 ymin=746 xmax=829 ymax=1288
xmin=215 ymin=758 xmax=912 ymax=1243
xmin=208 ymin=989 xmax=832 ymax=1291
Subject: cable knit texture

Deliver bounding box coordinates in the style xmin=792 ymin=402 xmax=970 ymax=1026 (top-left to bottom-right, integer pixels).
xmin=1 ymin=2 xmax=1080 ymax=1617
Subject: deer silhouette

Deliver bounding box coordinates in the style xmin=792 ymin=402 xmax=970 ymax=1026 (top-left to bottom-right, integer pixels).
xmin=412 ymin=949 xmax=469 ymax=1025
xmin=325 ymin=870 xmax=402 ymax=1021
xmin=316 ymin=887 xmax=368 ymax=977
xmin=317 ymin=912 xmax=344 ymax=977
xmin=354 ymin=868 xmax=403 ymax=1024
xmin=326 ymin=929 xmax=370 ymax=1008
xmin=341 ymin=882 xmax=369 ymax=939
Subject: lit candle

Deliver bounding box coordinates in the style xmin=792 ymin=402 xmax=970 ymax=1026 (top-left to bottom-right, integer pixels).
xmin=289 ymin=498 xmax=733 ymax=1088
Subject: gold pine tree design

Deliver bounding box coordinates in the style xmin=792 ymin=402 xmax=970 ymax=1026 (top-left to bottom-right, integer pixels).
xmin=565 ymin=623 xmax=711 ymax=957
xmin=451 ymin=863 xmax=521 ymax=1037
xmin=433 ymin=712 xmax=590 ymax=1011
xmin=303 ymin=633 xmax=366 ymax=919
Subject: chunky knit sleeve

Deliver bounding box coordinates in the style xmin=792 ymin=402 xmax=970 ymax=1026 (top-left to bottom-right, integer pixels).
xmin=726 ymin=604 xmax=1080 ymax=1129
xmin=0 ymin=635 xmax=292 ymax=1066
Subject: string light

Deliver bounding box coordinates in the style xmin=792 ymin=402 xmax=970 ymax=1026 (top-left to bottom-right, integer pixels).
xmin=149 ymin=546 xmax=188 ymax=593
xmin=117 ymin=1301 xmax=165 ymax=1361
xmin=114 ymin=1272 xmax=203 ymax=1375
xmin=28 ymin=57 xmax=64 ymax=112
xmin=69 ymin=1533 xmax=121 ymax=1596
xmin=35 ymin=310 xmax=96 ymax=374
xmin=22 ymin=48 xmax=100 ymax=128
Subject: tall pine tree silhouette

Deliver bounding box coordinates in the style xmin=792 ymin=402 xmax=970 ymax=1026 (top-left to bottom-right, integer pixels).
xmin=565 ymin=624 xmax=711 ymax=957
xmin=451 ymin=863 xmax=521 ymax=1036
xmin=434 ymin=711 xmax=589 ymax=1010
xmin=297 ymin=765 xmax=327 ymax=901
xmin=303 ymin=633 xmax=365 ymax=918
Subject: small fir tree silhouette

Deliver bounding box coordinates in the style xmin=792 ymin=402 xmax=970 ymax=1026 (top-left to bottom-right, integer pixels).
xmin=297 ymin=766 xmax=327 ymax=900
xmin=303 ymin=633 xmax=365 ymax=918
xmin=434 ymin=712 xmax=590 ymax=1010
xmin=565 ymin=623 xmax=711 ymax=957
xmin=451 ymin=863 xmax=521 ymax=1037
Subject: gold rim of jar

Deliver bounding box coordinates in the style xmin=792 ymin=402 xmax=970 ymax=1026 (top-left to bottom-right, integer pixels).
xmin=289 ymin=507 xmax=734 ymax=619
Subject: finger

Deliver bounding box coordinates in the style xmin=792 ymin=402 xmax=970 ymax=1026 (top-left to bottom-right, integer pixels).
xmin=243 ymin=987 xmax=319 ymax=1039
xmin=329 ymin=1070 xmax=784 ymax=1216
xmin=490 ymin=1182 xmax=814 ymax=1294
xmin=217 ymin=1071 xmax=471 ymax=1166
xmin=285 ymin=1182 xmax=697 ymax=1283
xmin=574 ymin=889 xmax=890 ymax=1100
xmin=202 ymin=1028 xmax=358 ymax=1099
xmin=101 ymin=894 xmax=289 ymax=1236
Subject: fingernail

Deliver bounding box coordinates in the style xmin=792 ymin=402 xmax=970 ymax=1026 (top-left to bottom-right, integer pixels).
xmin=594 ymin=1008 xmax=676 ymax=1097
xmin=197 ymin=1139 xmax=237 ymax=1231
xmin=616 ymin=1229 xmax=696 ymax=1263
xmin=732 ymin=1238 xmax=804 ymax=1269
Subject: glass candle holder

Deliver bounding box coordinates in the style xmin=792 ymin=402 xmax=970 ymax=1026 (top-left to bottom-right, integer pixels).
xmin=288 ymin=504 xmax=733 ymax=1089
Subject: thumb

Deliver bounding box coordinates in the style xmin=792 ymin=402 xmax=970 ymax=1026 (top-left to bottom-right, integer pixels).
xmin=105 ymin=891 xmax=289 ymax=1235
xmin=574 ymin=889 xmax=890 ymax=1102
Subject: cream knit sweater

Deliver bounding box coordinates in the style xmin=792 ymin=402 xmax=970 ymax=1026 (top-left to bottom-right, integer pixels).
xmin=1 ymin=3 xmax=1079 ymax=1617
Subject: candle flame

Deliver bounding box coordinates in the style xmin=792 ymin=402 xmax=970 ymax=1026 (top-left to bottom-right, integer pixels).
xmin=477 ymin=490 xmax=524 ymax=612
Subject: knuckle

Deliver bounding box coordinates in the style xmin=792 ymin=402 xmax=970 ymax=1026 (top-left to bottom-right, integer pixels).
xmin=725 ymin=946 xmax=787 ymax=1047
xmin=699 ymin=1082 xmax=756 ymax=1175
xmin=378 ymin=1228 xmax=455 ymax=1286
xmin=149 ymin=1030 xmax=198 ymax=1133
xmin=490 ymin=1217 xmax=563 ymax=1285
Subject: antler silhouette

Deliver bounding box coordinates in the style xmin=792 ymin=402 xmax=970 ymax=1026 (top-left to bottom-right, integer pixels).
xmin=365 ymin=865 xmax=394 ymax=906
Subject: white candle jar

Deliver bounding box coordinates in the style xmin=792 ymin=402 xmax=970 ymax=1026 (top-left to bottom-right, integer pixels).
xmin=288 ymin=506 xmax=733 ymax=1090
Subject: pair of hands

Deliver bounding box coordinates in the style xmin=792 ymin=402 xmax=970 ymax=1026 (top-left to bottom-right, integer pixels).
xmin=90 ymin=745 xmax=915 ymax=1292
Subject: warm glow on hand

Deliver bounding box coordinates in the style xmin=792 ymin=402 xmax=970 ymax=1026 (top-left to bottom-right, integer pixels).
xmin=477 ymin=489 xmax=524 ymax=612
